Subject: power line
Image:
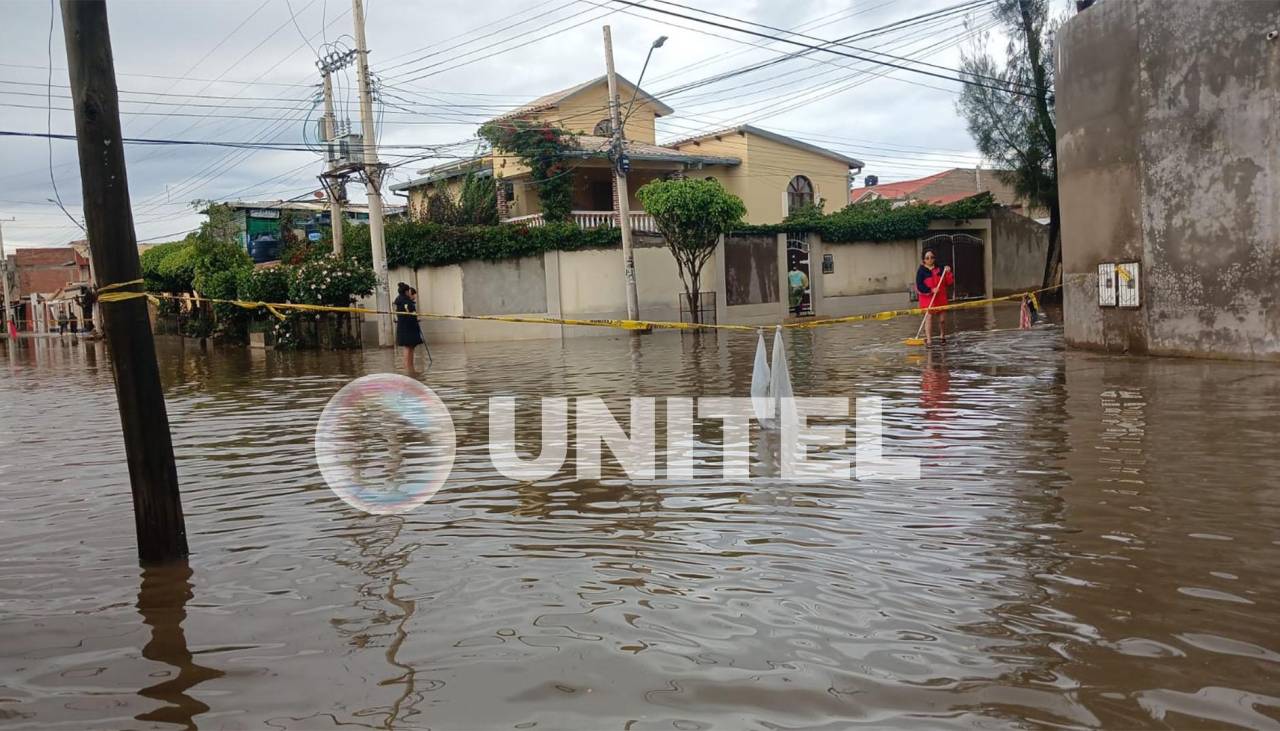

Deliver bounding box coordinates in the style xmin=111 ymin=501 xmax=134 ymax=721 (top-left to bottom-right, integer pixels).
xmin=601 ymin=0 xmax=1034 ymax=97
xmin=284 ymin=0 xmax=319 ymax=57
xmin=0 ymin=61 xmax=318 ymax=89
xmin=384 ymin=4 xmax=620 ymax=85
xmin=45 ymin=0 xmax=84 ymax=234
xmin=376 ymin=0 xmax=582 ymax=74
xmin=641 ymin=0 xmax=1026 ymax=92
xmin=0 ymin=129 xmax=484 ymax=154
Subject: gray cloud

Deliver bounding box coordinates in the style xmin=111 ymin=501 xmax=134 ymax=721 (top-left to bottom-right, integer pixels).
xmin=1 ymin=0 xmax=1000 ymax=248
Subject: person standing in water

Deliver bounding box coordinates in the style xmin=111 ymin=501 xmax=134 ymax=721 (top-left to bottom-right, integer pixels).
xmin=915 ymin=250 xmax=953 ymax=345
xmin=393 ymin=283 xmax=423 ymax=370
xmin=787 ymin=266 xmax=810 ymax=316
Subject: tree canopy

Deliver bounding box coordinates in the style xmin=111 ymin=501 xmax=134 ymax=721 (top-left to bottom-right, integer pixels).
xmin=957 ymin=0 xmax=1062 ymax=287
xmin=637 ymin=177 xmax=746 ymax=323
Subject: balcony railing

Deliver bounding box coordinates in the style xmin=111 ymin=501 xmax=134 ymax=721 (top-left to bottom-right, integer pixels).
xmin=504 ymin=210 xmax=658 ymax=233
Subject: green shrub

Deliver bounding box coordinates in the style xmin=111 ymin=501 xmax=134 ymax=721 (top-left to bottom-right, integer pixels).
xmin=236 ymin=265 xmax=291 ymax=304
xmin=345 ymin=220 xmax=619 ymax=270
xmin=142 ymin=241 xmax=197 ymax=293
xmin=288 ymin=255 xmax=376 ymax=307
xmin=191 ymin=238 xmax=252 ymax=294
xmin=739 ymin=192 xmax=996 ymax=242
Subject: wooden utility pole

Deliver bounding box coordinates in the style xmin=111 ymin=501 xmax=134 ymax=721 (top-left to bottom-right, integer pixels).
xmin=352 ymin=0 xmax=392 ymax=345
xmin=61 ymin=0 xmax=188 ymax=562
xmin=603 ymin=25 xmax=641 ymax=321
xmin=320 ymin=68 xmax=345 ymax=256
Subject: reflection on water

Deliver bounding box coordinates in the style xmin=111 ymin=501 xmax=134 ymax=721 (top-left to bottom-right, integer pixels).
xmin=135 ymin=562 xmax=224 ymax=730
xmin=1 ymin=306 xmax=1279 ymax=729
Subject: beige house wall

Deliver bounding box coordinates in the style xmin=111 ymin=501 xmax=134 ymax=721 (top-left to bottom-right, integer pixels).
xmin=405 ymin=176 xmax=469 ymax=220
xmin=745 ymin=134 xmax=851 ymax=223
xmin=673 ymin=134 xmax=754 ymax=214
xmin=672 ymin=131 xmax=851 ymax=224
xmin=531 ymin=82 xmax=659 ymax=144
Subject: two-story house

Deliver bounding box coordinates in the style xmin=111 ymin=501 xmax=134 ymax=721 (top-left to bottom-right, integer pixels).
xmin=390 ymin=75 xmax=863 ymax=227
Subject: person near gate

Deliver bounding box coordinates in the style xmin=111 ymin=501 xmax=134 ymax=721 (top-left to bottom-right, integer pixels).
xmin=915 ymin=249 xmax=953 ymax=345
xmin=787 ymin=266 xmax=809 ymax=316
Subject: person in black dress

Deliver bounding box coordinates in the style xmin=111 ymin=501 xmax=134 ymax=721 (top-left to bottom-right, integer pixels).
xmin=394 ymin=282 xmax=423 ymax=370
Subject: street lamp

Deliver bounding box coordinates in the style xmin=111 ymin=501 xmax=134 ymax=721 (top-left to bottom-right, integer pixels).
xmin=622 ymin=35 xmax=668 ymax=127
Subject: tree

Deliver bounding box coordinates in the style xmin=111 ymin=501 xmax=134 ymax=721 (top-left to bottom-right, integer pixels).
xmin=636 ymin=178 xmax=746 ymax=323
xmin=457 ymin=170 xmax=498 ymax=225
xmin=957 ymin=0 xmax=1061 ymax=290
xmin=190 ymin=200 xmax=241 ymax=246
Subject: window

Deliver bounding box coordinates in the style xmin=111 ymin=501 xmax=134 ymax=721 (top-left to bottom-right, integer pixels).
xmin=593 ymin=118 xmax=613 ymax=136
xmin=787 ymin=175 xmax=814 ymax=214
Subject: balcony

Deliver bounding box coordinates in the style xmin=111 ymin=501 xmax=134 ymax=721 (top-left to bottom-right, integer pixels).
xmin=504 ymin=210 xmax=659 ymax=234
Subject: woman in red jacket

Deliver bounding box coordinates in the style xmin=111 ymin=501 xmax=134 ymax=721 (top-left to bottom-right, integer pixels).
xmin=915 ymin=250 xmax=954 ymax=344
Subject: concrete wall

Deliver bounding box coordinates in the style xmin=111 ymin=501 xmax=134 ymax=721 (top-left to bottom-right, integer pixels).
xmin=822 ymin=240 xmax=917 ymax=298
xmin=384 ymin=210 xmax=1033 ymax=343
xmin=461 ymin=256 xmax=547 ymax=315
xmin=395 ymin=235 xmax=710 ymax=342
xmin=1057 ymin=0 xmax=1280 ymax=360
xmin=990 ymin=207 xmax=1049 ymax=294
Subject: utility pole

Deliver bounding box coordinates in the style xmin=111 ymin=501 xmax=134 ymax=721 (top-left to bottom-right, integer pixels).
xmin=603 ymin=25 xmax=640 ymax=322
xmin=0 ymin=218 xmax=13 ymax=334
xmin=319 ymin=67 xmax=345 ymax=256
xmin=352 ymin=0 xmax=391 ymax=345
xmin=61 ymin=0 xmax=188 ymax=562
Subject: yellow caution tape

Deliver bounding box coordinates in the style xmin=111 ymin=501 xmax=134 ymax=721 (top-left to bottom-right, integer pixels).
xmin=97 ymin=280 xmax=1063 ymax=335
xmin=96 ymin=278 xmax=162 ymax=307
xmin=787 ymin=284 xmax=1062 ymax=330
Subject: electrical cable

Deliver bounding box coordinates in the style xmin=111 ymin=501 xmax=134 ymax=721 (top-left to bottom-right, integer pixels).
xmin=45 ymin=0 xmax=84 ymax=233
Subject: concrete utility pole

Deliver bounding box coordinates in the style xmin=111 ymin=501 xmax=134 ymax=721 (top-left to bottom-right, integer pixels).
xmin=352 ymin=0 xmax=392 ymax=345
xmin=319 ymin=68 xmax=345 ymax=256
xmin=603 ymin=25 xmax=640 ymax=322
xmin=61 ymin=0 xmax=188 ymax=562
xmin=0 ymin=218 xmax=13 ymax=333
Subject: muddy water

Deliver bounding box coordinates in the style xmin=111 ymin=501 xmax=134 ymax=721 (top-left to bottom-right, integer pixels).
xmin=2 ymin=308 xmax=1279 ymax=730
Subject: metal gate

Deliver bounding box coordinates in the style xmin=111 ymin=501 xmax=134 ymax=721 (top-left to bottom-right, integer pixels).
xmin=920 ymin=233 xmax=985 ymax=301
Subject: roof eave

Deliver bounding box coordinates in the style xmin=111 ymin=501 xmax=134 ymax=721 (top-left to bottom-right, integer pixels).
xmin=670 ymin=124 xmax=864 ymax=168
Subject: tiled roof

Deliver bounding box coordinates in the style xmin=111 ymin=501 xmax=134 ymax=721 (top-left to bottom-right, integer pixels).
xmin=849 ymin=169 xmax=954 ymax=203
xmin=391 ymin=157 xmax=490 ymax=192
xmin=667 ymin=124 xmax=864 ymax=168
xmin=925 ymin=190 xmax=984 ymax=205
xmin=486 ymin=75 xmax=673 ymax=124
xmin=565 ymin=135 xmax=739 ymax=165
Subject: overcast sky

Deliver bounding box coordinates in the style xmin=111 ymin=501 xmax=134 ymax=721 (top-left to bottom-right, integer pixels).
xmin=0 ymin=0 xmax=1011 ymax=249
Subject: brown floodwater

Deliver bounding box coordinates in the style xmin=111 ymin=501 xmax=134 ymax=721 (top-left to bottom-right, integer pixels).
xmin=2 ymin=307 xmax=1279 ymax=730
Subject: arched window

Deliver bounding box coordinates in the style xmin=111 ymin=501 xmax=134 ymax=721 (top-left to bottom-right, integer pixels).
xmin=787 ymin=175 xmax=814 ymax=213
xmin=593 ymin=118 xmax=613 ymax=136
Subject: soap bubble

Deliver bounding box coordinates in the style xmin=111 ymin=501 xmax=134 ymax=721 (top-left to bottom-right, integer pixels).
xmin=314 ymin=374 xmax=456 ymax=514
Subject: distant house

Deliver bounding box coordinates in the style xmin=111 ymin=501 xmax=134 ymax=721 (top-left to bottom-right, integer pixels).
xmin=9 ymin=246 xmax=91 ymax=332
xmin=389 ymin=75 xmax=863 ymax=228
xmin=223 ymin=200 xmax=406 ymax=263
xmin=851 ymin=168 xmax=1045 ymax=219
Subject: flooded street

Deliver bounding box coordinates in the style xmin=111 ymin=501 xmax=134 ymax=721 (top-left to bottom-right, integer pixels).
xmin=2 ymin=308 xmax=1279 ymax=730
